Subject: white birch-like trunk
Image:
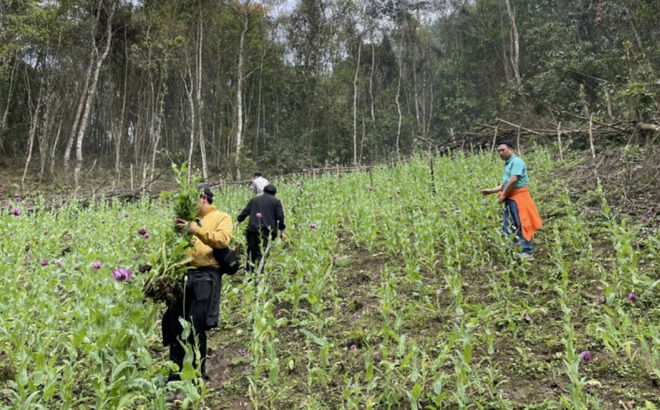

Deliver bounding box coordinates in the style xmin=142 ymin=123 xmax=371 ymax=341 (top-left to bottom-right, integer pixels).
xmin=395 ymin=31 xmax=404 ymax=161
xmin=49 ymin=121 xmax=63 ymax=176
xmin=196 ymin=12 xmax=208 ymax=180
xmin=22 ymin=74 xmax=44 ymax=190
xmin=503 ymin=0 xmax=521 ymax=87
xmin=352 ymin=41 xmax=361 ymax=166
xmin=184 ymin=68 xmax=195 ymax=182
xmin=369 ymin=42 xmax=375 ymax=122
xmin=235 ymin=9 xmax=248 ymax=181
xmin=73 ymin=0 xmax=117 ymax=188
xmin=115 ymin=36 xmax=129 ymax=182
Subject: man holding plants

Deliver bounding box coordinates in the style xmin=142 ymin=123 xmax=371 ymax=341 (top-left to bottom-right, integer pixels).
xmin=481 ymin=140 xmax=542 ymax=260
xmin=236 ymin=184 xmax=286 ymax=272
xmin=164 ymin=185 xmax=232 ymax=382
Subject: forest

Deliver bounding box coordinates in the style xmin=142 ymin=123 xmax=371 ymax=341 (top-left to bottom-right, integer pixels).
xmin=1 ymin=0 xmax=659 ymax=189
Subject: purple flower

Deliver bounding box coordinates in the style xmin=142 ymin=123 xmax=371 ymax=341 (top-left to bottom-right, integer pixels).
xmin=396 ymin=189 xmax=401 ymax=195
xmin=514 ymin=242 xmax=522 ymax=248
xmin=112 ymin=268 xmax=133 ymax=281
xmin=143 ymin=233 xmax=150 ymax=239
xmin=256 ymin=212 xmax=262 ymax=218
xmin=55 ymin=261 xmax=62 ymax=268
xmin=389 ymin=195 xmax=393 ymax=200
xmin=350 ymin=344 xmax=357 ymax=351
xmin=40 ymin=259 xmax=48 ymax=267
xmin=647 ymin=209 xmax=654 ymax=216
xmin=628 ymin=293 xmax=637 ymax=303
xmin=332 ymin=255 xmax=338 ymax=260
xmin=14 ymin=193 xmax=21 ymax=200
xmin=91 ymin=261 xmax=103 ymax=270
xmin=138 ymin=228 xmax=147 ymax=236
xmin=353 ymin=312 xmax=360 ymax=321
xmin=580 ymin=351 xmax=591 ymax=362
xmin=296 ymin=183 xmax=301 ymax=188
xmin=641 ymin=216 xmax=648 ymax=223
xmin=102 ymin=220 xmax=106 ymax=224
xmin=2 ymin=200 xmax=8 ymax=206
xmin=124 ymin=213 xmax=129 ymax=218
xmin=368 ymin=185 xmax=374 ymax=191
xmin=0 ymin=188 xmax=3 ymax=194
xmin=12 ymin=208 xmax=22 ymax=216
xmin=238 ymin=349 xmax=249 ymax=357
xmin=249 ymin=185 xmax=255 ymax=191
xmin=309 ymin=223 xmax=318 ymax=229
xmin=387 ymin=177 xmax=393 ymax=181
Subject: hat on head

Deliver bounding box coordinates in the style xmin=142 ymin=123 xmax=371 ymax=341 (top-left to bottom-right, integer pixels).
xmin=198 ymin=184 xmax=214 ymax=200
xmin=263 ymin=184 xmax=277 ymax=195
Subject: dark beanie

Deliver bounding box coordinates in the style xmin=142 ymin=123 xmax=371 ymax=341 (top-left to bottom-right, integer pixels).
xmin=198 ymin=184 xmax=214 ymax=201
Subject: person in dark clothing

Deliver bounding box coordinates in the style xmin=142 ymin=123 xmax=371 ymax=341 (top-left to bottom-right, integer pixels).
xmin=236 ymin=184 xmax=286 ymax=272
xmin=163 ymin=185 xmax=232 ymax=382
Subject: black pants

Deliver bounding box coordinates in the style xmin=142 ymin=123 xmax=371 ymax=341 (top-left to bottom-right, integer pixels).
xmin=245 ymin=229 xmax=272 ymax=272
xmin=162 ymin=269 xmax=218 ymax=379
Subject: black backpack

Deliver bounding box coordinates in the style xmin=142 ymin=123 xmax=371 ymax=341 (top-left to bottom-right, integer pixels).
xmin=213 ymin=246 xmax=240 ymax=275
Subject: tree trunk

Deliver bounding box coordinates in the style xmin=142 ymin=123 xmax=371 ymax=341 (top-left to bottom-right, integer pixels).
xmin=115 ymin=29 xmax=129 ymax=182
xmin=0 ymin=59 xmax=19 ymax=156
xmin=184 ymin=67 xmax=196 ymax=181
xmin=49 ymin=121 xmax=63 ymax=177
xmin=235 ymin=6 xmax=249 ymax=181
xmin=395 ymin=29 xmax=404 ymax=161
xmin=73 ymin=0 xmax=117 ymax=188
xmin=503 ymin=0 xmax=522 ymax=87
xmin=369 ymin=42 xmax=376 ymax=123
xmin=352 ymin=40 xmax=361 ymax=166
xmin=22 ymin=68 xmax=45 ymax=190
xmin=196 ymin=8 xmax=208 ymax=180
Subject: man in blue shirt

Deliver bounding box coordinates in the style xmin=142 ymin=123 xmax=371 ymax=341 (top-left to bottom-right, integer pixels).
xmin=481 ymin=140 xmax=542 ymax=260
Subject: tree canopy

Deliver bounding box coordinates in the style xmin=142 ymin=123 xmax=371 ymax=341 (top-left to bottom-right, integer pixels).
xmin=1 ymin=0 xmax=658 ymax=184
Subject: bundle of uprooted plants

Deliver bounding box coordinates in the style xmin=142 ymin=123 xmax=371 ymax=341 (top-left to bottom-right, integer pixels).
xmin=142 ymin=163 xmax=200 ymax=303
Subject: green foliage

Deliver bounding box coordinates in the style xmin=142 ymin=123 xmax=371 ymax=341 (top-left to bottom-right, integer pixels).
xmin=142 ymin=162 xmax=198 ymax=303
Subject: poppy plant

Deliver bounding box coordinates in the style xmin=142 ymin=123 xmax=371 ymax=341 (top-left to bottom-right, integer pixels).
xmin=580 ymin=351 xmax=591 ymax=362
xmin=112 ymin=268 xmax=133 ymax=281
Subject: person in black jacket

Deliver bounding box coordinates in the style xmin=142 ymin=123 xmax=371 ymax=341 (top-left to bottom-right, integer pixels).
xmin=236 ymin=184 xmax=286 ymax=272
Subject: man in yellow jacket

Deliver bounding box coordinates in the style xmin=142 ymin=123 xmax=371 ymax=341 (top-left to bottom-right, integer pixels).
xmin=164 ymin=185 xmax=232 ymax=382
xmin=481 ymin=140 xmax=542 ymax=260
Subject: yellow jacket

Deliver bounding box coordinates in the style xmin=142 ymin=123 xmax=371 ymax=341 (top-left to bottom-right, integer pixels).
xmin=190 ymin=205 xmax=232 ymax=268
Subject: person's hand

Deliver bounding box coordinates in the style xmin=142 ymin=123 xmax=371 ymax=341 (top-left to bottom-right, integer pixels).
xmin=497 ymin=195 xmax=506 ymax=204
xmin=280 ymin=232 xmax=288 ymax=241
xmin=481 ymin=188 xmax=492 ymax=196
xmin=174 ymin=217 xmax=195 ymax=233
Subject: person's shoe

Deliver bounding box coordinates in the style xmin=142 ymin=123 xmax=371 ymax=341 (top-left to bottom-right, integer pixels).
xmin=520 ymin=253 xmax=534 ymax=261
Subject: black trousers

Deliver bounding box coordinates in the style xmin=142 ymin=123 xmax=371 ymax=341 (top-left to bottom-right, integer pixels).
xmin=245 ymin=229 xmax=272 ymax=272
xmin=162 ymin=269 xmax=218 ymax=379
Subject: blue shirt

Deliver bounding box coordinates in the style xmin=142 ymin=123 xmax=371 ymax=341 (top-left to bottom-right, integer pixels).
xmin=501 ymin=155 xmax=528 ymax=189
